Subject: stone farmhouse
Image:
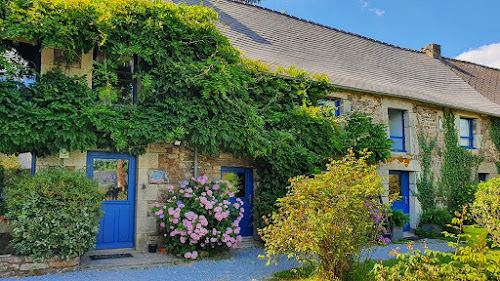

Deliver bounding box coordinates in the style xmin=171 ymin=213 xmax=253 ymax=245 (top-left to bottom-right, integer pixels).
xmin=9 ymin=0 xmax=500 ymax=251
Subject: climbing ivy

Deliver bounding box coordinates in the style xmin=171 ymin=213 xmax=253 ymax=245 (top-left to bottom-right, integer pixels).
xmin=490 ymin=117 xmax=500 ymax=173
xmin=439 ymin=111 xmax=482 ymax=213
xmin=0 ymin=0 xmax=392 ymax=218
xmin=415 ymin=126 xmax=437 ymax=211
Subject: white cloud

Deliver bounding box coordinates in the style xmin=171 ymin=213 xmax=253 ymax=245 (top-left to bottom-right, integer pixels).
xmin=455 ymin=42 xmax=500 ymax=69
xmin=359 ymin=0 xmax=385 ymax=17
xmin=370 ymin=8 xmax=385 ymax=16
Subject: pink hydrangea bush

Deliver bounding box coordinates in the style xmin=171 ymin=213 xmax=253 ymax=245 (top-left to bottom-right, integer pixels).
xmin=152 ymin=175 xmax=244 ymax=259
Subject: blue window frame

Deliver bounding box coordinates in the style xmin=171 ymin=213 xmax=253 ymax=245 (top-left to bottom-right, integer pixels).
xmin=460 ymin=118 xmax=474 ymax=149
xmin=318 ymin=98 xmax=341 ymax=116
xmin=389 ymin=109 xmax=406 ymax=152
xmin=478 ymin=173 xmax=488 ymax=182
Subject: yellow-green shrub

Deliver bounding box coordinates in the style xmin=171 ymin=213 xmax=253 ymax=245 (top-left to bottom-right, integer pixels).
xmin=260 ymin=151 xmax=389 ymax=280
xmin=373 ymin=208 xmax=500 ymax=281
xmin=472 ymin=177 xmax=500 ymax=246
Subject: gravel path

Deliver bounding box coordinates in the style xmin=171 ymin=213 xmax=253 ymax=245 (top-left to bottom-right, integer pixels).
xmin=1 ymin=239 xmax=453 ymax=281
xmin=361 ymin=238 xmax=455 ymax=261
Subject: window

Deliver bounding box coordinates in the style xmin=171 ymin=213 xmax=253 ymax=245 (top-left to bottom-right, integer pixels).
xmin=221 ymin=171 xmax=246 ymax=198
xmin=459 ymin=118 xmax=474 ymax=149
xmin=478 ymin=173 xmax=488 ymax=182
xmin=93 ymin=49 xmax=137 ymax=104
xmin=0 ymin=41 xmax=40 ymax=87
xmin=318 ymin=98 xmax=341 ymax=116
xmin=389 ymin=109 xmax=405 ymax=152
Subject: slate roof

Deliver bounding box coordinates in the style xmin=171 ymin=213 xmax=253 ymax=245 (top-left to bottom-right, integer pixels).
xmin=442 ymin=57 xmax=500 ymax=105
xmin=174 ymin=0 xmax=500 ymax=117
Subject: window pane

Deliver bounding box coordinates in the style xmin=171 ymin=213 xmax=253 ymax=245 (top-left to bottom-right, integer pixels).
xmin=460 ymin=138 xmax=471 ymax=147
xmin=93 ymin=50 xmax=135 ymax=104
xmin=318 ymin=98 xmax=340 ymax=116
xmin=222 ymin=172 xmax=246 ymax=198
xmin=460 ymin=118 xmax=471 ymax=137
xmin=391 ymin=138 xmax=404 ymax=151
xmin=478 ymin=173 xmax=488 ymax=182
xmin=0 ymin=42 xmax=39 ymax=87
xmin=389 ymin=109 xmax=404 ymax=138
xmin=93 ymin=159 xmax=129 ymax=201
xmin=389 ymin=174 xmax=402 ymax=199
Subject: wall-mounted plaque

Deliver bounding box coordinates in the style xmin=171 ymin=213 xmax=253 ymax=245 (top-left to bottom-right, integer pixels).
xmin=59 ymin=149 xmax=69 ymax=159
xmin=148 ymin=170 xmax=169 ymax=184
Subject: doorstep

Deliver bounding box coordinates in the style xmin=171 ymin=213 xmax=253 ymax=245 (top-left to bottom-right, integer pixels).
xmin=80 ymin=238 xmax=262 ymax=271
xmin=80 ymin=248 xmax=181 ymax=271
xmin=403 ymin=231 xmax=416 ymax=239
xmin=235 ymin=237 xmax=263 ymax=249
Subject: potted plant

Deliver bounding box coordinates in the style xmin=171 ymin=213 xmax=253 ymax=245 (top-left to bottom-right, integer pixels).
xmin=389 ymin=210 xmax=409 ymax=241
xmin=420 ymin=209 xmax=451 ymax=233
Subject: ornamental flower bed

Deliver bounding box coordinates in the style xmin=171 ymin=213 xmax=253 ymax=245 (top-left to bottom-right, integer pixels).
xmin=152 ymin=175 xmax=244 ymax=259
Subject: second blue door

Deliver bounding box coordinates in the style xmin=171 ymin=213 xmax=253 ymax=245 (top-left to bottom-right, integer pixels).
xmin=87 ymin=152 xmax=136 ymax=249
xmin=389 ymin=170 xmax=410 ymax=232
xmin=221 ymin=167 xmax=254 ymax=237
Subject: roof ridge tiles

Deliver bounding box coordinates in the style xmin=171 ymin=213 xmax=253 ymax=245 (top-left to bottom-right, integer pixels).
xmin=443 ymin=56 xmax=500 ymax=72
xmin=226 ymin=0 xmax=421 ymax=54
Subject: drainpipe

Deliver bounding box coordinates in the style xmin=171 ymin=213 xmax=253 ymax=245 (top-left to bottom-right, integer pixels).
xmin=194 ymin=147 xmax=198 ymax=178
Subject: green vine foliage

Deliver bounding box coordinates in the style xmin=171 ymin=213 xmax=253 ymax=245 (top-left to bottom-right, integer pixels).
xmin=0 ymin=0 xmax=392 ymax=218
xmin=490 ymin=117 xmax=500 ymax=173
xmin=415 ymin=128 xmax=437 ymax=211
xmin=440 ymin=111 xmax=482 ymax=214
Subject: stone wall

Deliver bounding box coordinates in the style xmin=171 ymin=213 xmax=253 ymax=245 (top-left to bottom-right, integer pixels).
xmin=327 ymin=90 xmax=500 ymax=228
xmin=135 ymin=143 xmax=255 ymax=251
xmin=0 ymin=255 xmax=79 ymax=278
xmin=36 ymin=143 xmax=255 ymax=252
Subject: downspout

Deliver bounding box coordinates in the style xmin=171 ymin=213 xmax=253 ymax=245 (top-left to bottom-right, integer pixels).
xmin=194 ymin=147 xmax=198 ymax=178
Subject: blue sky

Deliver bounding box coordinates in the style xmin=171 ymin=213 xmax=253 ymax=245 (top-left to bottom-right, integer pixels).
xmin=259 ymin=0 xmax=500 ymax=67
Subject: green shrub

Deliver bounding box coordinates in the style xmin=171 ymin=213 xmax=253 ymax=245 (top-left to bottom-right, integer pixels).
xmin=373 ymin=208 xmax=500 ymax=281
xmin=420 ymin=209 xmax=452 ymax=228
xmin=389 ymin=210 xmax=409 ymax=227
xmin=472 ymin=177 xmax=500 ymax=247
xmin=0 ymin=155 xmax=28 ymax=216
xmin=260 ymin=151 xmax=390 ymax=280
xmin=5 ymin=169 xmax=102 ymax=259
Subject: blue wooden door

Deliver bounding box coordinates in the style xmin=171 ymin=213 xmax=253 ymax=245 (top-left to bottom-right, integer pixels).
xmin=87 ymin=152 xmax=136 ymax=249
xmin=389 ymin=171 xmax=410 ymax=231
xmin=221 ymin=167 xmax=254 ymax=237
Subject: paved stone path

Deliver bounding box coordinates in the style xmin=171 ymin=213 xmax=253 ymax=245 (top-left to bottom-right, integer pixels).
xmin=1 ymin=239 xmax=453 ymax=281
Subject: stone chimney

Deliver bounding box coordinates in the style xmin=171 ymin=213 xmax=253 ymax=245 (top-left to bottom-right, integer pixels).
xmin=421 ymin=43 xmax=441 ymax=59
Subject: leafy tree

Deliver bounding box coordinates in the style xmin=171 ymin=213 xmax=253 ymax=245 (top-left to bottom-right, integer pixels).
xmin=260 ymin=151 xmax=390 ymax=280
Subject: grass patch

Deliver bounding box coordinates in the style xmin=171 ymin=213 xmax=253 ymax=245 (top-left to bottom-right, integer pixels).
xmin=270 ymin=259 xmax=401 ymax=281
xmin=269 ymin=265 xmax=316 ymax=281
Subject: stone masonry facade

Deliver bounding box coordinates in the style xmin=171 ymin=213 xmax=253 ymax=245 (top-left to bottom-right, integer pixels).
xmin=29 ymin=46 xmax=500 ymax=250
xmin=36 ymin=144 xmax=255 ymax=252
xmin=329 ymin=90 xmax=500 ymax=228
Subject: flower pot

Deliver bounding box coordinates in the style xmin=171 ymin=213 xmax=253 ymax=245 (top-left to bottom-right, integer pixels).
xmin=421 ymin=223 xmax=442 ymax=233
xmin=148 ymin=244 xmax=158 ymax=253
xmin=391 ymin=226 xmax=404 ymax=241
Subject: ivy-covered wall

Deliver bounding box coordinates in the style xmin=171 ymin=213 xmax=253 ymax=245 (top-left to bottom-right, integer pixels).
xmin=328 ymin=89 xmax=500 ymax=228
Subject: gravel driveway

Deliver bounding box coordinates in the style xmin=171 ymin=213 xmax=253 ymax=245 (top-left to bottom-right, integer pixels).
xmin=1 ymin=239 xmax=453 ymax=281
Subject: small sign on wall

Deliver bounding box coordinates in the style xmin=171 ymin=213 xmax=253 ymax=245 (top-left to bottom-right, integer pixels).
xmin=59 ymin=149 xmax=69 ymax=159
xmin=148 ymin=170 xmax=169 ymax=184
